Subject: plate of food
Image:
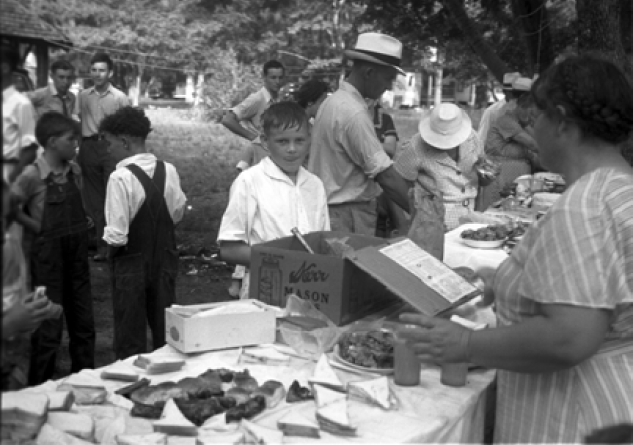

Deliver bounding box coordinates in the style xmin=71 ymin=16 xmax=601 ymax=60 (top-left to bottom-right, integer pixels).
xmin=333 ymin=330 xmax=395 ymax=375
xmin=461 ymin=225 xmax=510 ymax=249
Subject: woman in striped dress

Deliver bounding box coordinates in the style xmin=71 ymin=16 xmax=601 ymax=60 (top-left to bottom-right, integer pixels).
xmin=398 ymin=55 xmax=633 ymax=443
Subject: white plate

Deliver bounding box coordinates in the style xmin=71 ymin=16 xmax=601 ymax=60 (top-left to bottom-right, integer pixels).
xmin=461 ymin=238 xmax=506 ymax=249
xmin=332 ymin=345 xmax=394 ymax=376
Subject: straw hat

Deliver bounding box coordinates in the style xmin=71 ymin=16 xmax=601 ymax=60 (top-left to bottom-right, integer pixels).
xmin=503 ymin=72 xmax=521 ymax=89
xmin=344 ymin=33 xmax=406 ymax=75
xmin=418 ymin=103 xmax=472 ymax=150
xmin=512 ymin=77 xmax=533 ymax=91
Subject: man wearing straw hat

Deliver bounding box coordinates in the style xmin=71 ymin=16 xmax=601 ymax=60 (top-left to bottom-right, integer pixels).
xmin=477 ymin=72 xmax=521 ymax=146
xmin=308 ymin=33 xmax=410 ymax=235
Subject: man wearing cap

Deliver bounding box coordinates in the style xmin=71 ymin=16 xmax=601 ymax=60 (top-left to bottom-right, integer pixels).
xmin=477 ymin=72 xmax=521 ymax=146
xmin=308 ymin=33 xmax=409 ymax=235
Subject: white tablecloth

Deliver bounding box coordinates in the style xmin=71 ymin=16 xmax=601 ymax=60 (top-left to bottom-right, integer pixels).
xmin=444 ymin=224 xmax=509 ymax=272
xmin=24 ymin=225 xmax=508 ymax=443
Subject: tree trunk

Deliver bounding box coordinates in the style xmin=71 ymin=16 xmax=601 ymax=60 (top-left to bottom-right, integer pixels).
xmin=440 ymin=0 xmax=509 ymax=82
xmin=333 ymin=0 xmax=348 ymax=81
xmin=511 ymin=0 xmax=555 ymax=74
xmin=185 ymin=74 xmax=194 ymax=103
xmin=194 ymin=72 xmax=205 ymax=108
xmin=434 ymin=66 xmax=443 ymax=106
xmin=576 ymin=0 xmax=629 ymax=75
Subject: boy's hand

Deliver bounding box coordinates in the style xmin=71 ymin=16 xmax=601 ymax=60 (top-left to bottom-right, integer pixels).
xmin=3 ymin=296 xmax=53 ymax=336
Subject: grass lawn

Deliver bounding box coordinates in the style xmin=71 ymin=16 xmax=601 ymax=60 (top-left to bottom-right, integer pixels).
xmin=55 ymin=106 xmax=482 ymax=375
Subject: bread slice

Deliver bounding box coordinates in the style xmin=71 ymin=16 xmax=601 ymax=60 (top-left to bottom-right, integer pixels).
xmin=308 ymin=354 xmax=344 ymax=391
xmin=152 ymin=399 xmax=197 ymax=437
xmin=241 ymin=419 xmax=284 ymax=444
xmin=348 ymin=376 xmax=394 ymax=410
xmin=196 ymin=431 xmax=244 ymax=444
xmin=46 ymin=412 xmax=95 ymax=441
xmin=36 ymin=424 xmax=93 ymax=445
xmin=46 ymin=391 xmax=75 ymax=412
xmin=316 ymin=400 xmax=356 ymax=436
xmin=101 ymin=368 xmax=140 ymax=382
xmin=2 ymin=391 xmax=49 ymax=421
xmin=57 ymin=383 xmax=107 ymax=405
xmin=312 ymin=384 xmax=346 ymax=409
xmin=277 ymin=411 xmax=320 ymax=438
xmin=116 ymin=432 xmax=167 ymax=445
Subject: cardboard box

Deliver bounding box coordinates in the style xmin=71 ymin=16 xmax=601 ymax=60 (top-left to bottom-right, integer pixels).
xmin=250 ymin=231 xmax=399 ymax=326
xmin=165 ymin=300 xmax=276 ymax=353
xmin=249 ymin=231 xmax=481 ymax=326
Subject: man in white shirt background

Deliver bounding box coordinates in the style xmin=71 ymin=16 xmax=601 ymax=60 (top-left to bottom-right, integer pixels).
xmin=477 ymin=72 xmax=521 ymax=146
xmin=308 ymin=33 xmax=410 ymax=235
xmin=2 ymin=46 xmax=38 ymax=184
xmin=221 ymin=59 xmax=285 ymax=144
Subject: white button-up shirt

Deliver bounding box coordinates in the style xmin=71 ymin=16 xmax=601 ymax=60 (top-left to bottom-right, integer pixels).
xmin=231 ymin=86 xmax=275 ymax=141
xmin=218 ymin=157 xmax=330 ymax=246
xmin=104 ymin=153 xmax=187 ymax=246
xmin=3 ymin=86 xmax=38 ymax=160
xmin=308 ymin=81 xmax=393 ymax=205
xmin=477 ymin=100 xmax=516 ymax=146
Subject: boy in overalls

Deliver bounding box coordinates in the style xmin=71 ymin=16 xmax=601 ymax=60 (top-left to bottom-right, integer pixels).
xmin=100 ymin=107 xmax=186 ymax=360
xmin=13 ymin=112 xmax=95 ymax=385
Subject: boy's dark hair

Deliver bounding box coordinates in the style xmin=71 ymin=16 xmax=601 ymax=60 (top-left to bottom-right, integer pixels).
xmin=261 ymin=101 xmax=309 ymax=135
xmin=50 ymin=59 xmax=75 ymax=73
xmin=35 ymin=112 xmax=80 ymax=148
xmin=99 ymin=106 xmax=152 ymax=139
xmin=294 ymin=79 xmax=329 ymax=108
xmin=0 ymin=46 xmax=20 ymax=72
xmin=263 ymin=60 xmax=285 ymax=76
xmin=90 ymin=52 xmax=114 ymax=71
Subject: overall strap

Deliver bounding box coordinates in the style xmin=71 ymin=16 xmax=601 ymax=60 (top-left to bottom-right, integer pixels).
xmin=126 ymin=164 xmax=155 ymax=199
xmin=126 ymin=162 xmax=168 ymax=224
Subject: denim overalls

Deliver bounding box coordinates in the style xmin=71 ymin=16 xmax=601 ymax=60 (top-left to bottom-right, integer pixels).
xmin=28 ymin=167 xmax=95 ymax=385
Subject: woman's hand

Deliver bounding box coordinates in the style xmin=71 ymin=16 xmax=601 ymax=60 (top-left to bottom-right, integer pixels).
xmin=477 ymin=267 xmax=497 ymax=306
xmin=398 ymin=313 xmax=472 ymax=365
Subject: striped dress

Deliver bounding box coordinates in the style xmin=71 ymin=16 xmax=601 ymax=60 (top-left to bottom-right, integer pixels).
xmin=492 ymin=167 xmax=633 ymax=443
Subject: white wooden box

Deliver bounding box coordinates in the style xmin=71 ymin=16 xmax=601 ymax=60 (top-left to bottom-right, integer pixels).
xmin=165 ymin=300 xmax=277 ymax=353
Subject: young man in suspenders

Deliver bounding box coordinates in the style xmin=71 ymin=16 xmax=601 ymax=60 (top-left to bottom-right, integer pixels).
xmin=100 ymin=107 xmax=186 ymax=359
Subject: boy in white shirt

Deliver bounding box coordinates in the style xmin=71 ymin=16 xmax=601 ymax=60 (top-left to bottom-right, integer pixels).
xmin=218 ymin=102 xmax=330 ymax=299
xmin=101 ymin=107 xmax=187 ymax=359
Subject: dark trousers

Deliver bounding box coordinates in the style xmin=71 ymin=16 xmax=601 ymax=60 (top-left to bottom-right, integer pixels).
xmin=111 ymin=251 xmax=177 ymax=360
xmin=28 ymin=233 xmax=95 ymax=384
xmin=78 ymin=139 xmax=115 ymax=251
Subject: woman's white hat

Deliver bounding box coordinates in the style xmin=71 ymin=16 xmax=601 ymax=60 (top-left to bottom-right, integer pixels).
xmin=345 ymin=33 xmax=406 ymax=75
xmin=418 ymin=103 xmax=472 ymax=150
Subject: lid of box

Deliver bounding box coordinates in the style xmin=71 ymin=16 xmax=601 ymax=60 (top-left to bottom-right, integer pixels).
xmin=346 ymin=238 xmax=481 ymax=316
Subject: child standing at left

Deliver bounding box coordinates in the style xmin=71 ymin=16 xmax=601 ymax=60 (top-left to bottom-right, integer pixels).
xmin=13 ymin=112 xmax=95 ymax=385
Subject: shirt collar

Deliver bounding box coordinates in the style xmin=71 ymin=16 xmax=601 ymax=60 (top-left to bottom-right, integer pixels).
xmin=260 ymin=157 xmax=308 ymax=186
xmin=2 ymin=85 xmax=18 ymax=101
xmin=339 ymin=81 xmax=368 ymax=109
xmin=88 ymin=84 xmax=113 ymax=97
xmin=115 ymin=153 xmax=157 ymax=170
xmin=35 ymin=156 xmax=78 ymax=180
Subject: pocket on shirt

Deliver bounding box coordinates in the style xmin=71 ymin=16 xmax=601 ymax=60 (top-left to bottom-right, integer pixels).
xmin=112 ymin=253 xmax=144 ymax=291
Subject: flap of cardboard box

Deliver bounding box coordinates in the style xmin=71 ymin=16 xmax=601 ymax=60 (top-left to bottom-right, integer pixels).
xmin=347 ymin=238 xmax=481 ymax=316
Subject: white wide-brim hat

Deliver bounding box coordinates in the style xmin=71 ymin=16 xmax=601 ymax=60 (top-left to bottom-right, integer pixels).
xmin=419 ymin=103 xmax=472 ymax=150
xmin=344 ymin=33 xmax=406 ymax=75
xmin=512 ymin=77 xmax=533 ymax=91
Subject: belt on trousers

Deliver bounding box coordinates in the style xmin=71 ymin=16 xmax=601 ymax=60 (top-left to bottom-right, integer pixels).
xmin=446 ymin=199 xmax=471 ymax=207
xmin=83 ymin=135 xmax=100 ymax=141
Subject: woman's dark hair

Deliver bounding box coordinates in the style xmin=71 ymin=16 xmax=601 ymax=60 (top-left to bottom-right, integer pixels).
xmin=99 ymin=106 xmax=152 ymax=139
xmin=35 ymin=112 xmax=80 ymax=147
xmin=90 ymin=52 xmax=114 ymax=71
xmin=294 ymin=79 xmax=329 ymax=108
xmin=531 ymin=54 xmax=633 ymax=144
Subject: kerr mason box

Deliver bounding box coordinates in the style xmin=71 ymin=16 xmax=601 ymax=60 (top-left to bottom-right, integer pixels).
xmin=249 ymin=231 xmax=399 ymax=326
xmin=250 ymin=232 xmax=482 ymax=327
